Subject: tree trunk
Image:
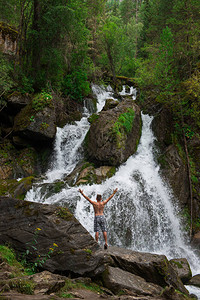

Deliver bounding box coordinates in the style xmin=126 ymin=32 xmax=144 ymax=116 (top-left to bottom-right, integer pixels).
xmin=32 ymin=0 xmax=41 ymax=78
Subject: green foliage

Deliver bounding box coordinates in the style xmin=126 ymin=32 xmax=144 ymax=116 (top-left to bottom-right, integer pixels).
xmin=32 ymin=91 xmax=53 ymax=112
xmin=0 ymin=53 xmax=15 ymax=98
xmin=112 ymin=108 xmax=135 ymax=137
xmin=40 ymin=122 xmax=49 ymax=130
xmin=88 ymin=114 xmax=99 ymax=124
xmin=134 ymin=58 xmax=156 ymax=87
xmin=29 ymin=116 xmax=35 ymax=122
xmin=8 ymin=278 xmax=35 ymax=295
xmin=58 ymin=278 xmax=104 ymax=298
xmin=22 ymin=228 xmax=59 ymax=273
xmin=0 ymin=245 xmax=18 ymax=266
xmin=62 ymin=69 xmax=91 ymax=101
xmin=0 ymin=1 xmax=20 ymax=26
xmin=57 ymin=207 xmax=74 ymax=221
xmin=155 ymin=26 xmax=178 ymax=94
xmin=0 ymin=245 xmax=30 ymax=277
xmin=181 ymin=70 xmax=200 ymax=130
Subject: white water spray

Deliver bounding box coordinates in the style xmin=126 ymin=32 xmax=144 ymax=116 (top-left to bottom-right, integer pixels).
xmin=26 ymin=84 xmax=200 ymax=278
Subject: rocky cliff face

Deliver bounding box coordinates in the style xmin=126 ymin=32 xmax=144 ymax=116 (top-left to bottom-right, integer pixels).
xmin=152 ymin=108 xmax=190 ymax=208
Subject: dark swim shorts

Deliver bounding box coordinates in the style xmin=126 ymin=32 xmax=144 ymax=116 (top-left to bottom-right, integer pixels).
xmin=94 ymin=215 xmax=107 ymax=232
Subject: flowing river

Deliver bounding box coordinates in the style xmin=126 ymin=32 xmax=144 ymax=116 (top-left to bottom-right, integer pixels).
xmin=25 ymin=84 xmax=200 ymax=296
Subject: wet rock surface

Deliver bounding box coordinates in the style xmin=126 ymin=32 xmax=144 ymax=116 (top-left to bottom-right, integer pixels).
xmin=102 ymin=266 xmax=162 ymax=296
xmin=0 ymin=196 xmax=107 ymax=277
xmin=170 ymin=258 xmax=192 ymax=284
xmin=86 ymin=99 xmax=141 ymax=166
xmin=14 ymin=105 xmax=57 ymax=143
xmin=106 ymin=247 xmax=188 ymax=295
xmin=0 ymin=196 xmax=195 ymax=299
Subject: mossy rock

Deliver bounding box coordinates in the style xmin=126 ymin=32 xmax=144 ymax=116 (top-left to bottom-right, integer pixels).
xmin=103 ymin=99 xmax=119 ymax=111
xmin=57 ymin=207 xmax=76 ymax=222
xmin=88 ymin=113 xmax=99 ymax=124
xmin=86 ymin=100 xmax=141 ymax=166
xmin=0 ymin=176 xmax=35 ymax=199
xmin=14 ymin=103 xmax=33 ymax=132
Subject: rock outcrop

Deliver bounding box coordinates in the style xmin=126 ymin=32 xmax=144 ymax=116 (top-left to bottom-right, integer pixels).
xmin=14 ymin=105 xmax=57 ymax=143
xmin=0 ymin=196 xmax=108 ymax=277
xmin=0 ymin=196 xmax=195 ymax=299
xmin=102 ymin=266 xmax=162 ymax=296
xmin=152 ymin=109 xmax=189 ymax=207
xmin=170 ymin=258 xmax=192 ymax=284
xmin=105 ymin=247 xmax=188 ymax=295
xmin=86 ymin=99 xmax=141 ymax=166
xmin=0 ymin=22 xmax=17 ymax=55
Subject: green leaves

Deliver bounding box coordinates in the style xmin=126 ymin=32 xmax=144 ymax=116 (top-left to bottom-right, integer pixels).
xmin=0 ymin=53 xmax=15 ymax=98
xmin=32 ymin=92 xmax=53 ymax=112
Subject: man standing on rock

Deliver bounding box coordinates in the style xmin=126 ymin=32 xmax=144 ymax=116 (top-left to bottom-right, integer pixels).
xmin=79 ymin=188 xmax=118 ymax=249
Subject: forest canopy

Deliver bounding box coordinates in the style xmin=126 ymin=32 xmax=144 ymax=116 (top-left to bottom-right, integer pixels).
xmin=0 ymin=0 xmax=200 ymax=133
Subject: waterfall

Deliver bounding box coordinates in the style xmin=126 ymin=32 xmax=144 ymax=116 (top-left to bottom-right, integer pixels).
xmin=26 ymin=84 xmax=200 ymax=278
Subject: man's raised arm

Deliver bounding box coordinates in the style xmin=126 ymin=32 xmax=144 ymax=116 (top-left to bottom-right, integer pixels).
xmin=103 ymin=188 xmax=118 ymax=205
xmin=79 ymin=189 xmax=94 ymax=204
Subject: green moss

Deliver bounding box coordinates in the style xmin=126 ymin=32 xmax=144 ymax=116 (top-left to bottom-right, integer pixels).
xmin=0 ymin=245 xmax=29 ymax=277
xmin=0 ymin=176 xmax=34 ymax=199
xmin=80 ymin=162 xmax=95 ymax=172
xmin=53 ymin=181 xmax=65 ymax=193
xmin=171 ymin=261 xmax=183 ymax=269
xmin=88 ymin=113 xmax=99 ymax=124
xmin=70 ymin=248 xmax=75 ymax=255
xmin=0 ymin=179 xmax=16 ymax=196
xmin=57 ymin=278 xmax=104 ymax=298
xmin=57 ymin=207 xmax=75 ymax=221
xmin=14 ymin=103 xmax=33 ymax=131
xmin=107 ymin=166 xmax=116 ymax=178
xmin=7 ymin=91 xmax=22 ymax=99
xmin=8 ymin=278 xmax=35 ymax=295
xmin=83 ymin=248 xmax=92 ymax=255
xmin=15 ymin=200 xmax=39 ymax=217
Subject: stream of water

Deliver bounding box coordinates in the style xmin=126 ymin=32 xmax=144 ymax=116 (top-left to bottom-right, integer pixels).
xmin=25 ymin=85 xmax=200 ymax=294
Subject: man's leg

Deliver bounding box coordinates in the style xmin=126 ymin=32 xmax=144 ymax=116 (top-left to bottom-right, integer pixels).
xmin=103 ymin=231 xmax=107 ymax=246
xmin=95 ymin=231 xmax=99 ymax=242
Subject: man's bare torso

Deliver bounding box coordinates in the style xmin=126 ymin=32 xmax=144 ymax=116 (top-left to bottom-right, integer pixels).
xmin=92 ymin=201 xmax=105 ymax=216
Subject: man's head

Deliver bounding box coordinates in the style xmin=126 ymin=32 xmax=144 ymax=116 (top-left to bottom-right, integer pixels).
xmin=96 ymin=194 xmax=102 ymax=202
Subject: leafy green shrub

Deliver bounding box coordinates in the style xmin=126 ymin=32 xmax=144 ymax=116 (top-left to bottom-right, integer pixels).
xmin=22 ymin=228 xmax=59 ymax=273
xmin=0 ymin=52 xmax=15 ymax=99
xmin=62 ymin=69 xmax=90 ymax=101
xmin=32 ymin=91 xmax=53 ymax=111
xmin=112 ymin=108 xmax=135 ymax=137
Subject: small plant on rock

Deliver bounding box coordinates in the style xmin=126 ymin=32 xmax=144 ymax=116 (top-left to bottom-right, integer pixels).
xmin=32 ymin=91 xmax=53 ymax=112
xmin=22 ymin=228 xmax=59 ymax=273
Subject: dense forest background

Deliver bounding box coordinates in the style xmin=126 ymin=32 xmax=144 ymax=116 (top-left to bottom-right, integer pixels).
xmin=1 ymin=0 xmax=200 ymax=131
xmin=0 ymin=0 xmax=200 ymax=229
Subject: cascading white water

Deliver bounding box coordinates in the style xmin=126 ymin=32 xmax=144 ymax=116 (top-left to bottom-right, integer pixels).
xmin=26 ymin=84 xmax=200 ymax=279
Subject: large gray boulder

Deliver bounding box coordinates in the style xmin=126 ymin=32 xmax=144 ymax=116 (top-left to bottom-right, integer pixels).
xmin=106 ymin=246 xmax=189 ymax=295
xmin=85 ymin=99 xmax=141 ymax=166
xmin=170 ymin=258 xmax=192 ymax=284
xmin=7 ymin=91 xmax=31 ymax=113
xmin=102 ymin=266 xmax=162 ymax=297
xmin=14 ymin=104 xmax=56 ymax=143
xmin=0 ymin=196 xmax=109 ymax=277
xmin=187 ymin=274 xmax=200 ymax=288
